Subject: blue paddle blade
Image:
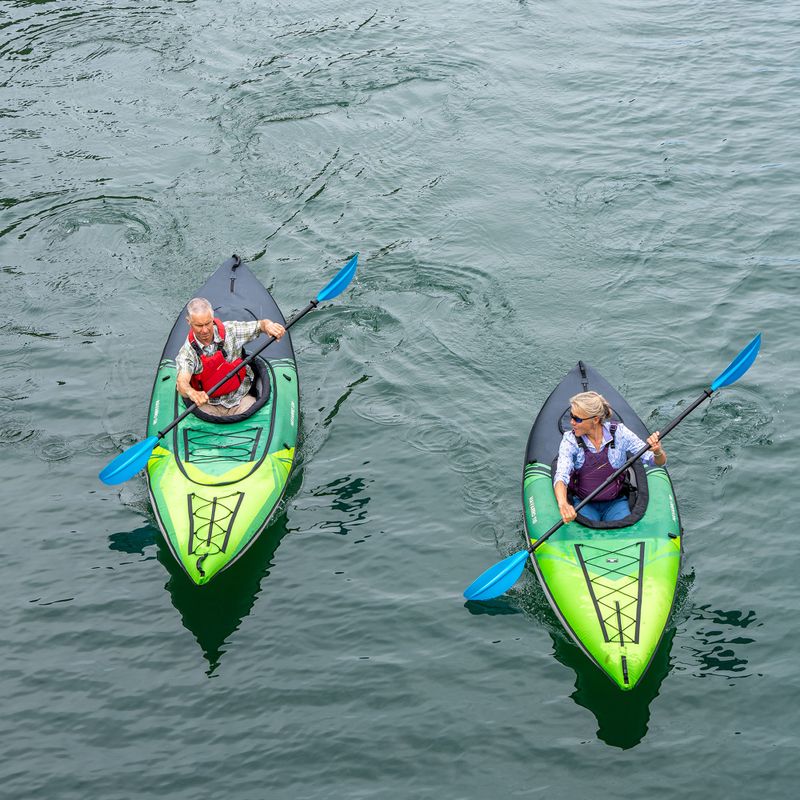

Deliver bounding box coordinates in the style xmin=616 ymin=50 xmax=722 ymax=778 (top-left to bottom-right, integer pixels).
xmin=710 ymin=333 xmax=762 ymax=391
xmin=316 ymin=253 xmax=358 ymax=302
xmin=99 ymin=435 xmax=160 ymax=485
xmin=463 ymin=550 xmax=529 ymax=601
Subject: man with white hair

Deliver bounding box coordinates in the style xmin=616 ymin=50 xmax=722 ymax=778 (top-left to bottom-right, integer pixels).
xmin=175 ymin=297 xmax=285 ymax=417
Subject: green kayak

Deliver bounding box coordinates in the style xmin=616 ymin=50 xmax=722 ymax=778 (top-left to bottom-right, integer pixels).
xmin=145 ymin=255 xmax=299 ymax=585
xmin=522 ymin=361 xmax=682 ymax=690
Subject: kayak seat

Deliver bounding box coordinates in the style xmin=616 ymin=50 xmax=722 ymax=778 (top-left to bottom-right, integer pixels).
xmin=185 ymin=354 xmax=272 ymax=425
xmin=549 ymin=454 xmax=650 ymax=530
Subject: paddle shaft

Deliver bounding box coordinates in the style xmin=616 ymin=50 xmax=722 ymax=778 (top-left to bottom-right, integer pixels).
xmin=528 ymin=387 xmax=713 ymax=553
xmin=156 ymin=300 xmax=318 ymax=438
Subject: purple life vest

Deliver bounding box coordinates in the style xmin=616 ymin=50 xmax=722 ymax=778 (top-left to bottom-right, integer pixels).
xmin=568 ymin=423 xmax=626 ymax=502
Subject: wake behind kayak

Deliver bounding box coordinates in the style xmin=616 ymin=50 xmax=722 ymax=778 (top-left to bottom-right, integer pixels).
xmin=145 ymin=255 xmax=299 ymax=585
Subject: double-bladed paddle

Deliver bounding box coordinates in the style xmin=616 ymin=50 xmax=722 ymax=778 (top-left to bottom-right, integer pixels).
xmin=99 ymin=253 xmax=359 ymax=486
xmin=463 ymin=333 xmax=762 ymax=602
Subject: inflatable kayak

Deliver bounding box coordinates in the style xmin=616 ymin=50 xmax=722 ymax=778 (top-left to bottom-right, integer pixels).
xmin=145 ymin=255 xmax=299 ymax=586
xmin=523 ymin=361 xmax=682 ymax=690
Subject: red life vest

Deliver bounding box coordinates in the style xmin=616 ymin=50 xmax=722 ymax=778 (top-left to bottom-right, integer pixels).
xmin=188 ymin=319 xmax=247 ymax=398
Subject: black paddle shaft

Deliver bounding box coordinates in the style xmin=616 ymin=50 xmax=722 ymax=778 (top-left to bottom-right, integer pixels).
xmin=529 ymin=387 xmax=714 ymax=553
xmin=156 ymin=300 xmax=318 ymax=439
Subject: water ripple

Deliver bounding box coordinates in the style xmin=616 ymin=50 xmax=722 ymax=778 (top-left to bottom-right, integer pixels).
xmin=1 ymin=0 xmax=797 ymax=791
xmin=1 ymin=193 xmax=156 ymax=242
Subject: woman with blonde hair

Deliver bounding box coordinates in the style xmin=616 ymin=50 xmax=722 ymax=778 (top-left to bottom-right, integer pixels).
xmin=554 ymin=390 xmax=666 ymax=523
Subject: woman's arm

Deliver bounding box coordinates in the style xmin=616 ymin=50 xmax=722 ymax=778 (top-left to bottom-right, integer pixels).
xmin=553 ymin=434 xmax=578 ymax=523
xmin=554 ymin=479 xmax=577 ymax=524
xmin=646 ymin=431 xmax=667 ymax=465
xmin=619 ymin=424 xmax=667 ymax=466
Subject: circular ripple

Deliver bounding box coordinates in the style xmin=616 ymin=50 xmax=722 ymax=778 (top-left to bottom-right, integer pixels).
xmin=306 ymin=305 xmax=402 ymax=360
xmin=467 ymin=519 xmax=507 ymax=547
xmin=446 ymin=442 xmax=488 ymax=475
xmin=404 ymin=416 xmax=468 ymax=455
xmin=36 ymin=436 xmax=74 ymax=462
xmin=0 ymin=421 xmax=39 ymax=446
xmin=351 ymin=392 xmax=412 ymax=427
xmin=461 ymin=472 xmax=506 ymax=518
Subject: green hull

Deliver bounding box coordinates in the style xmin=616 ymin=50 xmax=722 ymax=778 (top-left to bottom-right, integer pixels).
xmin=146 ymin=358 xmax=298 ymax=585
xmin=143 ymin=256 xmax=299 ymax=586
xmin=523 ymin=463 xmax=681 ymax=690
xmin=522 ymin=360 xmax=683 ymax=690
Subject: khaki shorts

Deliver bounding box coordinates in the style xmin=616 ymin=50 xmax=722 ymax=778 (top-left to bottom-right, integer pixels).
xmin=198 ymin=394 xmax=256 ymax=417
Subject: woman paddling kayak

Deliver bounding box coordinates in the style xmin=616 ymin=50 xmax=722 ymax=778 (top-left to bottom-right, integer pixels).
xmin=554 ymin=391 xmax=666 ymax=524
xmin=521 ymin=372 xmax=680 ymax=690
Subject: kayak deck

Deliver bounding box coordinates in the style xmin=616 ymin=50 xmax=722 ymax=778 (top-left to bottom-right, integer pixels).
xmin=524 ymin=463 xmax=681 ymax=689
xmin=145 ymin=257 xmax=299 ymax=585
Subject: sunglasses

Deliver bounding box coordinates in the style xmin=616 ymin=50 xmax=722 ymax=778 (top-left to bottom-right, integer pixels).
xmin=570 ymin=413 xmax=594 ymax=423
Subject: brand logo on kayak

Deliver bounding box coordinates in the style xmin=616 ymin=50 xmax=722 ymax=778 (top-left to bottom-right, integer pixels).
xmin=153 ymin=400 xmax=160 ymax=425
xmin=528 ymin=496 xmax=537 ymax=524
xmin=668 ymin=495 xmax=677 ymax=523
xmin=290 ymin=401 xmax=295 ymax=426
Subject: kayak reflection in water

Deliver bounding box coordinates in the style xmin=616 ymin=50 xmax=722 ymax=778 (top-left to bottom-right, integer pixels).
xmin=554 ymin=391 xmax=666 ymax=524
xmin=175 ymin=297 xmax=285 ymax=417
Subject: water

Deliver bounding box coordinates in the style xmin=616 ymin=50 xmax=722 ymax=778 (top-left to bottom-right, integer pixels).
xmin=1 ymin=0 xmax=797 ymax=796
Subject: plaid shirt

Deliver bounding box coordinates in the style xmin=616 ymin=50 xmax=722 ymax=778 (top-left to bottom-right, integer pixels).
xmin=176 ymin=320 xmax=261 ymax=408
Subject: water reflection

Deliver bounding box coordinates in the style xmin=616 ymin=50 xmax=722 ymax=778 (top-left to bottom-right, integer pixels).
xmin=464 ymin=579 xmax=675 ymax=748
xmin=551 ymin=628 xmax=675 ymax=750
xmin=306 ymin=472 xmax=372 ymax=538
xmin=463 ymin=597 xmax=523 ymax=617
xmin=108 ymin=494 xmax=297 ymax=676
xmin=108 ymin=523 xmax=158 ymax=556
xmin=512 ymin=573 xmax=683 ymax=749
xmin=555 ymin=599 xmax=761 ymax=749
xmin=156 ymin=512 xmax=291 ymax=676
xmin=509 ymin=571 xmax=760 ymax=748
xmin=680 ymin=603 xmax=760 ymax=683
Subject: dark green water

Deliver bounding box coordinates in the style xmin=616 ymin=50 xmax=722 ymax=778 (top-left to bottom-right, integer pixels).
xmin=2 ymin=0 xmax=797 ymax=796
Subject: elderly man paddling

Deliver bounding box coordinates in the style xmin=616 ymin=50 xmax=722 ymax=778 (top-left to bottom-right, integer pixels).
xmin=175 ymin=298 xmax=285 ymax=417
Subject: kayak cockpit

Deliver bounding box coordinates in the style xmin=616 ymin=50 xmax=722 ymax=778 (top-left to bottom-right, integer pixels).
xmin=182 ymin=353 xmax=272 ymax=425
xmin=544 ymin=454 xmax=650 ymax=530
xmin=550 ymin=405 xmax=650 ymax=530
